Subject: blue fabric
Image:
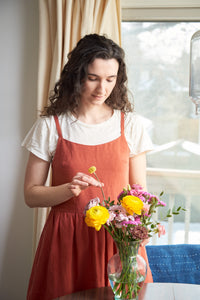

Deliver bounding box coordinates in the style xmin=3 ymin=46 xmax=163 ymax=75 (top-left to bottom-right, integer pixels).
xmin=146 ymin=244 xmax=200 ymax=284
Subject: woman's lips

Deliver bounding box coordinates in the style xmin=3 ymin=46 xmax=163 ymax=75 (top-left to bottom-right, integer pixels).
xmin=93 ymin=94 xmax=105 ymax=99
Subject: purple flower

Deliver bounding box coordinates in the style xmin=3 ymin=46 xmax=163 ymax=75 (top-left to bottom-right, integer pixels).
xmin=128 ymin=189 xmax=146 ymax=202
xmin=84 ymin=197 xmax=100 ymax=215
xmin=131 ymin=184 xmax=144 ymax=191
xmin=142 ymin=191 xmax=152 ymax=197
xmin=144 ymin=213 xmax=151 ymax=217
xmin=134 ymin=216 xmax=141 ymax=223
xmin=117 ymin=190 xmax=124 ymax=199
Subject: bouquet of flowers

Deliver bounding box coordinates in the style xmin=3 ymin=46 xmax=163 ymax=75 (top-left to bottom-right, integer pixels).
xmin=84 ymin=166 xmax=185 ymax=299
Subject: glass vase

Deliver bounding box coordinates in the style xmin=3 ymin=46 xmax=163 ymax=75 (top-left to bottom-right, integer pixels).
xmin=107 ymin=240 xmax=147 ymax=300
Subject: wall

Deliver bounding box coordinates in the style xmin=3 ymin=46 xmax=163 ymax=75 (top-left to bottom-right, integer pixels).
xmin=0 ymin=0 xmax=38 ymax=298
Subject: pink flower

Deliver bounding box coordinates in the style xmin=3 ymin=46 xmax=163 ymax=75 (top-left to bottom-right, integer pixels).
xmin=108 ymin=206 xmax=128 ymax=224
xmin=142 ymin=203 xmax=150 ymax=213
xmin=115 ymin=212 xmax=129 ymax=223
xmin=122 ymin=215 xmax=142 ymax=226
xmin=108 ymin=205 xmax=126 ymax=214
xmin=158 ymin=200 xmax=166 ymax=207
xmin=158 ymin=224 xmax=166 ymax=238
xmin=128 ymin=215 xmax=136 ymax=221
xmin=121 ymin=219 xmax=141 ymax=226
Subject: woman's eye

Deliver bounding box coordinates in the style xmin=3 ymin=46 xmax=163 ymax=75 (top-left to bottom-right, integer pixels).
xmin=107 ymin=78 xmax=115 ymax=83
xmin=88 ymin=77 xmax=97 ymax=81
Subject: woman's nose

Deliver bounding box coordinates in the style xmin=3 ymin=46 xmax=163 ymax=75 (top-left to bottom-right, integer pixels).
xmin=96 ymin=80 xmax=106 ymax=94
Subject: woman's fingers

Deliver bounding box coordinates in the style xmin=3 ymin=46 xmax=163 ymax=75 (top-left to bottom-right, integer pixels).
xmin=68 ymin=172 xmax=104 ymax=198
xmin=72 ymin=173 xmax=104 ymax=187
xmin=71 ymin=179 xmax=89 ymax=187
xmin=82 ymin=175 xmax=104 ymax=187
xmin=69 ymin=185 xmax=82 ymax=197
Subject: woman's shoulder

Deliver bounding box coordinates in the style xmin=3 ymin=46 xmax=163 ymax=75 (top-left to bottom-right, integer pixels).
xmin=35 ymin=113 xmax=69 ymax=129
xmin=113 ymin=110 xmax=149 ymax=130
xmin=124 ymin=111 xmax=147 ymax=129
xmin=22 ymin=114 xmax=68 ymax=161
xmin=124 ymin=111 xmax=153 ymax=156
xmin=30 ymin=114 xmax=55 ymax=128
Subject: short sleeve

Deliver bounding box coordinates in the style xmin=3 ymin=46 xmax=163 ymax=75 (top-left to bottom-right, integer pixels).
xmin=124 ymin=112 xmax=154 ymax=157
xmin=21 ymin=116 xmax=57 ymax=162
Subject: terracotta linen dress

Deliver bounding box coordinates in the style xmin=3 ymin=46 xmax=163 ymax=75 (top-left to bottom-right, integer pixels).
xmin=27 ymin=113 xmax=153 ymax=300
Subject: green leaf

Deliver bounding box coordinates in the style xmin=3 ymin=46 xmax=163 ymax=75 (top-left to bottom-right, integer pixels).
xmin=146 ymin=222 xmax=152 ymax=226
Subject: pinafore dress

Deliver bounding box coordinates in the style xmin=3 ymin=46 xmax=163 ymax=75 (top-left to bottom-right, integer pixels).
xmin=27 ymin=113 xmax=153 ymax=300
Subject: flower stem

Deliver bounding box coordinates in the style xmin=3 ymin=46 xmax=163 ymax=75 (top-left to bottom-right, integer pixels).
xmin=93 ymin=172 xmax=106 ymax=204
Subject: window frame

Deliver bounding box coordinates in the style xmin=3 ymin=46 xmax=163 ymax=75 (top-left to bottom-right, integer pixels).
xmin=121 ymin=1 xmax=200 ymax=245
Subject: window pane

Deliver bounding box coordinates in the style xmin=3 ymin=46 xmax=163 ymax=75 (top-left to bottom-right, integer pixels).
xmin=122 ymin=22 xmax=200 ymax=245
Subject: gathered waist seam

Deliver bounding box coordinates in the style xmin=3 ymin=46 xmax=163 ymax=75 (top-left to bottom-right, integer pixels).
xmin=51 ymin=207 xmax=84 ymax=214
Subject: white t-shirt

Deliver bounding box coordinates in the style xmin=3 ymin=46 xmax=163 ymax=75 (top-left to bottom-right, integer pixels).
xmin=22 ymin=110 xmax=153 ymax=162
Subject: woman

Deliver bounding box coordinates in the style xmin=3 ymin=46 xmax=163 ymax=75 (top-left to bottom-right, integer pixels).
xmin=23 ymin=34 xmax=153 ymax=300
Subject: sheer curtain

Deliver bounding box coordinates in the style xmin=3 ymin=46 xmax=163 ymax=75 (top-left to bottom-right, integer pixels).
xmin=33 ymin=0 xmax=121 ymax=255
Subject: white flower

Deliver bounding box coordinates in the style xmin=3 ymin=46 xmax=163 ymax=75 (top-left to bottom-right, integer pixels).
xmin=106 ymin=211 xmax=116 ymax=225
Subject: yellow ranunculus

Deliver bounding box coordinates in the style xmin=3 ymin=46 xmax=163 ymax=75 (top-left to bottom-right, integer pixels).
xmin=88 ymin=166 xmax=96 ymax=174
xmin=121 ymin=195 xmax=144 ymax=215
xmin=85 ymin=206 xmax=110 ymax=231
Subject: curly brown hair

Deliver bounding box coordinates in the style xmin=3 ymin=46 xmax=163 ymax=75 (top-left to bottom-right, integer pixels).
xmin=42 ymin=34 xmax=133 ymax=116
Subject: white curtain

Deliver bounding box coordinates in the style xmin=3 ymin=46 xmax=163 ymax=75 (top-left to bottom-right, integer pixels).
xmin=33 ymin=0 xmax=121 ymax=255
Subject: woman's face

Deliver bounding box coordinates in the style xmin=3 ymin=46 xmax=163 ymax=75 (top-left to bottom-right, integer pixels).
xmin=80 ymin=58 xmax=119 ymax=106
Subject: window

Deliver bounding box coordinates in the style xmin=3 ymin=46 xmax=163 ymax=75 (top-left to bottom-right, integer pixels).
xmin=121 ymin=1 xmax=200 ymax=245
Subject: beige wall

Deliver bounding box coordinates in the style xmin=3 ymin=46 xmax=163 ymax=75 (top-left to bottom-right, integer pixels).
xmin=0 ymin=0 xmax=39 ymax=298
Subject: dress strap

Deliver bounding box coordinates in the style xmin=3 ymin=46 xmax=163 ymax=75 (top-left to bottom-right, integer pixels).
xmin=54 ymin=115 xmax=63 ymax=138
xmin=121 ymin=112 xmax=125 ymax=135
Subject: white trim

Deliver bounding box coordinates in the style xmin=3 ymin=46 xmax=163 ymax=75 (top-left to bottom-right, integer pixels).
xmin=121 ymin=0 xmax=200 ymax=8
xmin=147 ymin=167 xmax=200 ymax=178
xmin=121 ymin=0 xmax=200 ymax=21
xmin=122 ymin=8 xmax=200 ymax=21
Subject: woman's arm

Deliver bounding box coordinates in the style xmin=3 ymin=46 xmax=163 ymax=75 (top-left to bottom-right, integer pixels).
xmin=129 ymin=152 xmax=147 ymax=190
xmin=129 ymin=152 xmax=150 ymax=248
xmin=24 ymin=152 xmax=103 ymax=208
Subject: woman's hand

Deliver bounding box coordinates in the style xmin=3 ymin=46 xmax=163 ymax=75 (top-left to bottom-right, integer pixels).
xmin=68 ymin=172 xmax=104 ymax=197
xmin=24 ymin=153 xmax=104 ymax=207
xmin=140 ymin=238 xmax=150 ymax=247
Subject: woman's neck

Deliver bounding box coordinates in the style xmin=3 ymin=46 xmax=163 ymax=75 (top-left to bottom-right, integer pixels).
xmin=74 ymin=104 xmax=113 ymax=124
